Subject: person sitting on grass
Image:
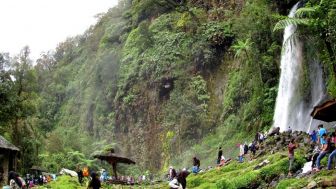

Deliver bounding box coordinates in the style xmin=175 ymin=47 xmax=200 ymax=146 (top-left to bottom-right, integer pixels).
xmin=192 ymin=157 xmax=200 ymax=173
xmin=314 ymin=133 xmax=329 ymax=172
xmin=288 ymin=138 xmax=297 ymax=176
xmin=177 ymin=168 xmax=189 ymax=189
xmin=168 ymin=169 xmax=181 ymax=189
xmin=218 ymin=155 xmax=226 ymax=167
xmin=239 ymin=144 xmax=244 ymax=163
xmin=217 ymin=147 xmax=223 ymax=165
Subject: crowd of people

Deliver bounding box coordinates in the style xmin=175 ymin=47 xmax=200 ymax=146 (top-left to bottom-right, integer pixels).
xmin=310 ymin=125 xmax=336 ymax=172
xmin=166 ymin=123 xmax=336 ymax=189
xmin=5 ymin=124 xmax=336 ymax=189
xmin=6 ymin=171 xmax=55 ymax=189
xmin=285 ymin=124 xmax=336 ymax=176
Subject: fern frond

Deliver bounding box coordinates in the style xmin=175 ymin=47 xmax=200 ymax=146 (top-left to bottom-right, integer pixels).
xmin=295 ymin=7 xmax=317 ymax=18
xmin=273 ymin=18 xmax=310 ymax=31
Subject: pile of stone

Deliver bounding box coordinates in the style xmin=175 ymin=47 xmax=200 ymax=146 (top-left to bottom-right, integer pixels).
xmin=255 ymin=129 xmax=313 ymax=159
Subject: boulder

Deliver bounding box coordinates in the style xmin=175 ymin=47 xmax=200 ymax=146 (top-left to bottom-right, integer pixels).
xmin=268 ymin=127 xmax=280 ymax=137
xmin=253 ymin=159 xmax=270 ymax=170
xmin=278 ymin=173 xmax=286 ymax=180
xmin=307 ymin=181 xmax=317 ymax=189
xmin=317 ymin=177 xmax=336 ymax=187
xmin=269 ymin=180 xmax=278 ymax=188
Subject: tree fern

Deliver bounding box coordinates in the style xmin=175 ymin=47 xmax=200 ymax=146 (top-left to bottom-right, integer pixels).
xmin=273 ymin=18 xmax=310 ymax=32
xmin=295 ymin=7 xmax=317 ymax=18
xmin=232 ymin=38 xmax=253 ymax=60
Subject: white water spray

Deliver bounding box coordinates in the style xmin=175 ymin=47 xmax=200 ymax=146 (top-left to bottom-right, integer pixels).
xmin=273 ymin=3 xmax=326 ymax=132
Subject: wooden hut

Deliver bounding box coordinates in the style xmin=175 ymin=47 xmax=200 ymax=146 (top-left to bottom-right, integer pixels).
xmin=0 ymin=135 xmax=20 ymax=186
xmin=311 ymin=99 xmax=336 ymax=122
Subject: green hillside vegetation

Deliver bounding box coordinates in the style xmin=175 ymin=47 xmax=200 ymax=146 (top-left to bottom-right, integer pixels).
xmin=1 ymin=0 xmax=336 ymax=185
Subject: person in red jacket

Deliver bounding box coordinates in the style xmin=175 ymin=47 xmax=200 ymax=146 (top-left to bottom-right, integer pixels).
xmin=288 ymin=138 xmax=297 ymax=176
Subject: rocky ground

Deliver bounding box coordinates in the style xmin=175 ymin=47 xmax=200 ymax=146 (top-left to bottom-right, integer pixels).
xmin=182 ymin=130 xmax=336 ymax=189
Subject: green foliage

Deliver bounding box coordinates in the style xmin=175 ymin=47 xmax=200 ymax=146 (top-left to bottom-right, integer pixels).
xmin=39 ymin=151 xmax=95 ymax=173
xmin=201 ymin=21 xmax=234 ymax=48
xmin=222 ymin=70 xmax=245 ymax=111
xmin=131 ymin=0 xmax=173 ymax=25
xmin=41 ymin=176 xmax=82 ymax=189
xmin=232 ymin=38 xmax=253 ymax=61
xmin=190 ymin=75 xmax=210 ymax=105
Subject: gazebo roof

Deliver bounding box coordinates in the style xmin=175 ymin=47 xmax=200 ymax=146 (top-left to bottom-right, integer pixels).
xmin=93 ymin=149 xmax=135 ymax=164
xmin=30 ymin=166 xmax=47 ymax=172
xmin=0 ymin=135 xmax=19 ymax=151
xmin=311 ymin=99 xmax=336 ymax=122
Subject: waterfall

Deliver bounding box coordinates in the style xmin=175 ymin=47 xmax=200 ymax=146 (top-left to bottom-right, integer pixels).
xmin=273 ymin=3 xmax=326 ymax=132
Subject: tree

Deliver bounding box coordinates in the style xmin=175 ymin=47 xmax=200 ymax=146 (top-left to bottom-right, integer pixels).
xmin=0 ymin=53 xmax=15 ymax=128
xmin=232 ymin=38 xmax=253 ymax=62
xmin=6 ymin=46 xmax=40 ymax=172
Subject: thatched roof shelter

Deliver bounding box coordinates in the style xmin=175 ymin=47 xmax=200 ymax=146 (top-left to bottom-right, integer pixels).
xmin=0 ymin=135 xmax=19 ymax=186
xmin=0 ymin=135 xmax=19 ymax=151
xmin=93 ymin=148 xmax=135 ymax=178
xmin=311 ymin=99 xmax=336 ymax=122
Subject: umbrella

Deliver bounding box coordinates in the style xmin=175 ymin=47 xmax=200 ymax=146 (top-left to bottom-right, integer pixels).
xmin=93 ymin=148 xmax=135 ymax=178
xmin=311 ymin=99 xmax=336 ymax=122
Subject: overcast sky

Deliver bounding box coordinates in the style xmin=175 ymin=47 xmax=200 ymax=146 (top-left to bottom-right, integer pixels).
xmin=0 ymin=0 xmax=119 ymax=60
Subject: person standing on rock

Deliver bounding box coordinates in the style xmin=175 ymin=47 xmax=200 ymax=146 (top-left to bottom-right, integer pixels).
xmin=317 ymin=124 xmax=327 ymax=144
xmin=310 ymin=130 xmax=317 ymax=143
xmin=217 ymin=147 xmax=223 ymax=165
xmin=327 ymin=129 xmax=336 ymax=170
xmin=315 ymin=133 xmax=329 ymax=172
xmin=249 ymin=141 xmax=257 ymax=158
xmin=288 ymin=138 xmax=297 ymax=176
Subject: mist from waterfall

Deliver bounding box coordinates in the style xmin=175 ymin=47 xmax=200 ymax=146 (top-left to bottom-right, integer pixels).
xmin=273 ymin=2 xmax=326 ymax=132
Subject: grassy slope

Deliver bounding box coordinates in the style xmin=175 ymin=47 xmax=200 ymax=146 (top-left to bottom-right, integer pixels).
xmin=41 ymin=151 xmax=336 ymax=189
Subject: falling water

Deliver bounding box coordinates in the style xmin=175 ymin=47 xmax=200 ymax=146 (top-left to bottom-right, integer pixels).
xmin=273 ymin=3 xmax=326 ymax=132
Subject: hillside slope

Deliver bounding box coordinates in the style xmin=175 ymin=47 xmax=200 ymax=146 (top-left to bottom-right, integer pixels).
xmin=30 ymin=0 xmax=336 ymax=174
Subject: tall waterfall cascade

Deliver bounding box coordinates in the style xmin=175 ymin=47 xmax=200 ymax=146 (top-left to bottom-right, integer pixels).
xmin=273 ymin=2 xmax=326 ymax=132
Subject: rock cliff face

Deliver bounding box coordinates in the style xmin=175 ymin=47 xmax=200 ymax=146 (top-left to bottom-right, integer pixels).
xmin=37 ymin=0 xmax=336 ymax=173
xmin=111 ymin=0 xmax=284 ymax=171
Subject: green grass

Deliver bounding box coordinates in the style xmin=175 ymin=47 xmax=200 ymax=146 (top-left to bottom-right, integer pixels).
xmin=37 ymin=152 xmax=336 ymax=189
xmin=185 ymin=151 xmax=306 ymax=189
xmin=36 ymin=176 xmax=83 ymax=189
